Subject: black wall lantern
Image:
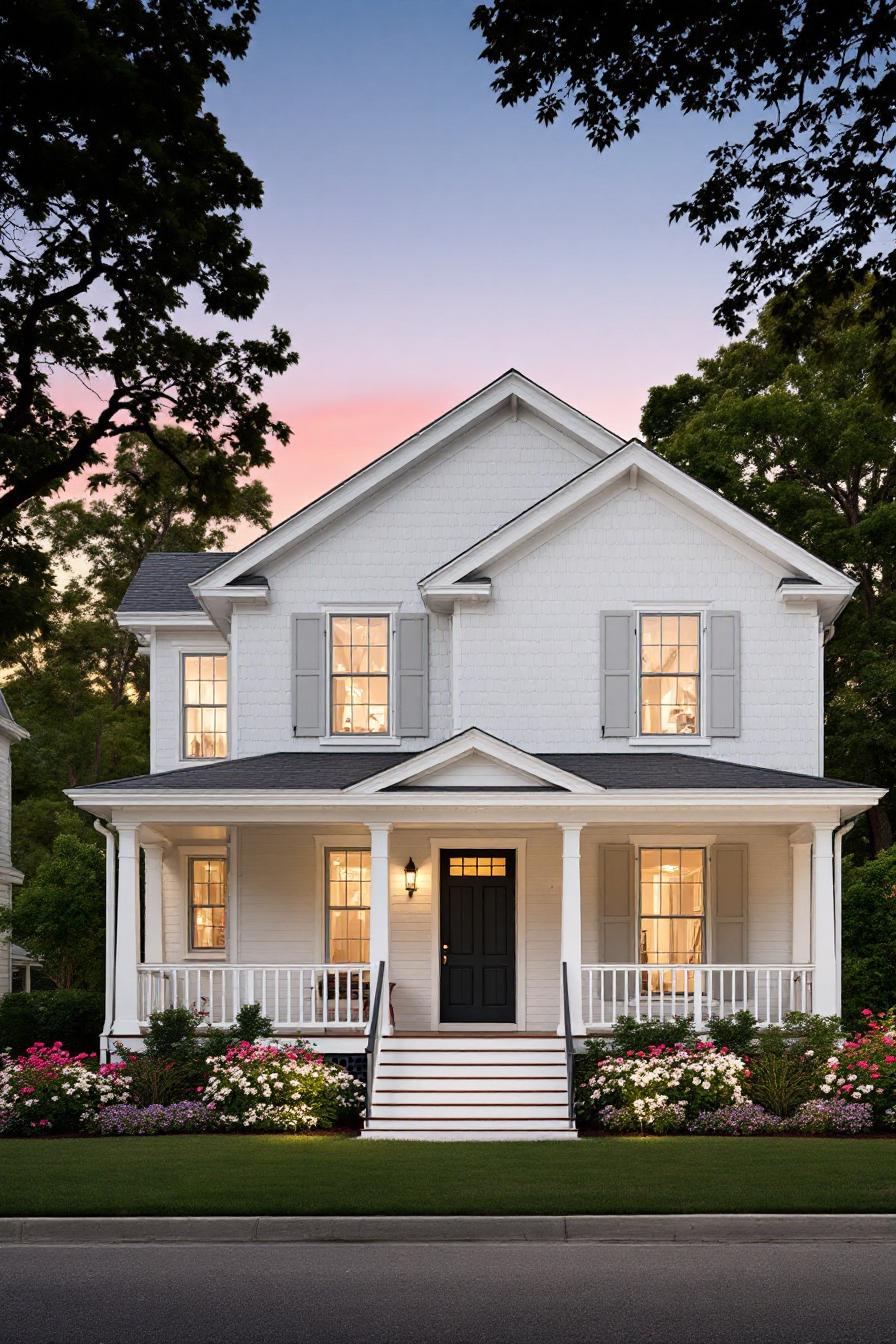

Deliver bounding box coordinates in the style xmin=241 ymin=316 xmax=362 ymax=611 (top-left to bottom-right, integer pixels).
xmin=404 ymin=857 xmax=417 ymax=896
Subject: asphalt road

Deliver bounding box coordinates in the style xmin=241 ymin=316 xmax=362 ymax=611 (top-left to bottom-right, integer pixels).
xmin=0 ymin=1241 xmax=893 ymax=1343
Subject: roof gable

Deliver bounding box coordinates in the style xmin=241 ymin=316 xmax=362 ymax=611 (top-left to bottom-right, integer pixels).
xmin=419 ymin=439 xmax=854 ymax=620
xmin=192 ymin=372 xmax=624 ymax=594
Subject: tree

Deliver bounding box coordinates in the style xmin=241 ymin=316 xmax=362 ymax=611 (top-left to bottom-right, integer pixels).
xmin=841 ymin=845 xmax=896 ymax=1028
xmin=4 ymin=425 xmax=272 ymax=877
xmin=0 ymin=0 xmax=297 ymax=639
xmin=0 ymin=833 xmax=105 ymax=990
xmin=640 ymin=280 xmax=896 ymax=854
xmin=471 ymin=3 xmax=896 ymax=341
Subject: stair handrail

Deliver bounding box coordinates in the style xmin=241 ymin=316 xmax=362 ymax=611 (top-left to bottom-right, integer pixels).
xmin=561 ymin=960 xmax=576 ymax=1128
xmin=365 ymin=960 xmax=386 ymax=1119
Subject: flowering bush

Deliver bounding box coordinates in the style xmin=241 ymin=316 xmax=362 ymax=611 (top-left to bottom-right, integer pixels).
xmin=689 ymin=1103 xmax=783 ymax=1135
xmin=578 ymin=1042 xmax=747 ymax=1130
xmin=598 ymin=1100 xmax=687 ymax=1134
xmin=819 ymin=1009 xmax=896 ymax=1123
xmin=202 ymin=1041 xmax=364 ymax=1132
xmin=0 ymin=1042 xmax=130 ymax=1135
xmin=91 ymin=1101 xmax=216 ymax=1136
xmin=787 ymin=1099 xmax=874 ymax=1135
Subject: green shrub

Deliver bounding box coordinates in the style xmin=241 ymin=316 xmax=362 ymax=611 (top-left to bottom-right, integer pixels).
xmin=609 ymin=1015 xmax=698 ymax=1054
xmin=744 ymin=1013 xmax=842 ymax=1117
xmin=203 ymin=1002 xmax=274 ymax=1058
xmin=0 ymin=990 xmax=104 ymax=1056
xmin=707 ymin=1010 xmax=757 ymax=1055
xmin=141 ymin=1006 xmax=204 ymax=1061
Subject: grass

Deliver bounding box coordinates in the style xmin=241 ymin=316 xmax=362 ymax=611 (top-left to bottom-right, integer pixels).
xmin=0 ymin=1135 xmax=894 ymax=1216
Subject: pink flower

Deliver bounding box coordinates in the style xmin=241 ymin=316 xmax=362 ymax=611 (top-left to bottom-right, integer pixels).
xmin=862 ymin=1008 xmax=873 ymax=1017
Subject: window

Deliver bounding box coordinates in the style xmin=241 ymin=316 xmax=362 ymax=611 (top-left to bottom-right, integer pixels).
xmin=325 ymin=848 xmax=370 ymax=964
xmin=330 ymin=616 xmax=390 ymax=735
xmin=639 ymin=848 xmax=705 ymax=983
xmin=447 ymin=855 xmax=507 ymax=877
xmin=183 ymin=655 xmax=228 ymax=758
xmin=189 ymin=857 xmax=227 ymax=951
xmin=639 ymin=614 xmax=700 ymax=735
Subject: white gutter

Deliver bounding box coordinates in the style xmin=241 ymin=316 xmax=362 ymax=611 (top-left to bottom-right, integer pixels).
xmin=94 ymin=819 xmax=117 ymax=1059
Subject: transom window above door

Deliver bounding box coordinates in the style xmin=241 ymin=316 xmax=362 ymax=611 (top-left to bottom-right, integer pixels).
xmin=447 ymin=855 xmax=507 ymax=877
xmin=639 ymin=614 xmax=700 ymax=735
xmin=330 ymin=616 xmax=390 ymax=735
xmin=183 ymin=655 xmax=228 ymax=758
xmin=639 ymin=847 xmax=705 ymax=967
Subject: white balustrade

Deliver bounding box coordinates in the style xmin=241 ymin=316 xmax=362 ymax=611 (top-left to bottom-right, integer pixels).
xmin=581 ymin=964 xmax=813 ymax=1030
xmin=137 ymin=964 xmax=371 ymax=1031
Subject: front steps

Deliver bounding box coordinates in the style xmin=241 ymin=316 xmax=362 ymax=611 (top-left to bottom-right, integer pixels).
xmin=362 ymin=1034 xmax=577 ymax=1141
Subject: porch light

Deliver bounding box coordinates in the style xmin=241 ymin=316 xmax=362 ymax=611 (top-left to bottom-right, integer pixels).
xmin=404 ymin=857 xmax=417 ymax=896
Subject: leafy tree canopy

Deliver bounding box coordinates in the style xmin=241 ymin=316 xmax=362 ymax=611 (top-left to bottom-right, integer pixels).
xmin=0 ymin=0 xmax=297 ymax=639
xmin=472 ymin=2 xmax=896 ymax=341
xmin=841 ymin=844 xmax=896 ymax=1027
xmin=0 ymin=832 xmax=105 ymax=990
xmin=640 ymin=280 xmax=896 ymax=853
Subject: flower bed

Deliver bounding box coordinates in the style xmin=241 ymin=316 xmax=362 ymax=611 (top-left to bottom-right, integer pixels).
xmin=0 ymin=1042 xmax=130 ymax=1135
xmin=820 ymin=1009 xmax=896 ymax=1124
xmin=579 ymin=1042 xmax=747 ymax=1133
xmin=91 ymin=1102 xmax=216 ymax=1136
xmin=202 ymin=1041 xmax=365 ymax=1132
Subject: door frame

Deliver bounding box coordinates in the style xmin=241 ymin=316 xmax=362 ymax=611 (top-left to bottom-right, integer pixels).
xmin=429 ymin=837 xmax=527 ymax=1031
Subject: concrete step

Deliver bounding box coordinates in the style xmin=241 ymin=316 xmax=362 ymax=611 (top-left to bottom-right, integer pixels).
xmin=369 ymin=1102 xmax=569 ymax=1120
xmin=377 ymin=1050 xmax=565 ymax=1067
xmin=376 ymin=1063 xmax=568 ymax=1081
xmin=373 ymin=1074 xmax=568 ymax=1093
xmin=363 ymin=1116 xmax=576 ymax=1133
xmin=382 ymin=1036 xmax=564 ymax=1052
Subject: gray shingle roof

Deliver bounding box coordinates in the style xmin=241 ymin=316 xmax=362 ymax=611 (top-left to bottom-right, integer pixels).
xmin=75 ymin=750 xmax=867 ymax=794
xmin=118 ymin=553 xmax=232 ymax=613
xmin=0 ymin=688 xmax=16 ymax=724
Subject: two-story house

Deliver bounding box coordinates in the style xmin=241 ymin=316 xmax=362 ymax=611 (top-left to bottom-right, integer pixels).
xmin=69 ymin=371 xmax=884 ymax=1138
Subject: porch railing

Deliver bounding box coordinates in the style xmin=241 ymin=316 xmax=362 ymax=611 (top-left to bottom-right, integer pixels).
xmin=582 ymin=964 xmax=813 ymax=1031
xmin=137 ymin=963 xmax=371 ymax=1031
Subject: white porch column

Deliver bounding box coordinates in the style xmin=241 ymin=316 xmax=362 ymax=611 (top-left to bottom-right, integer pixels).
xmin=811 ymin=823 xmax=837 ymax=1016
xmin=367 ymin=823 xmax=392 ymax=1035
xmin=559 ymin=824 xmax=585 ymax=1036
xmin=790 ymin=840 xmax=813 ymax=964
xmin=112 ymin=822 xmax=142 ymax=1037
xmin=141 ymin=843 xmax=165 ymax=965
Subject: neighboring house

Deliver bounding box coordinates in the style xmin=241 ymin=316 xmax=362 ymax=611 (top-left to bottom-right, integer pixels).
xmin=69 ymin=371 xmax=885 ymax=1138
xmin=0 ymin=690 xmax=28 ymax=1000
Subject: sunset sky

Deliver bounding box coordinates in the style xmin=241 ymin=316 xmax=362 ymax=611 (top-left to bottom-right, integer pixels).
xmin=124 ymin=2 xmax=739 ymax=539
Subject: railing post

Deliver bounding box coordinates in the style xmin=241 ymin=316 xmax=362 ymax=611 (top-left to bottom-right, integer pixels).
xmin=693 ymin=966 xmax=704 ymax=1030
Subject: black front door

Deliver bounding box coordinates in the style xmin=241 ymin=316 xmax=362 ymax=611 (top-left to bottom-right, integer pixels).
xmin=439 ymin=851 xmax=516 ymax=1023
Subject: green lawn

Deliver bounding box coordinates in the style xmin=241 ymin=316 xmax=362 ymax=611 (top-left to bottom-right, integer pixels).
xmin=0 ymin=1135 xmax=894 ymax=1216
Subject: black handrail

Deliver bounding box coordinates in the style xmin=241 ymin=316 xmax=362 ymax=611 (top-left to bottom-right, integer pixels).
xmin=365 ymin=960 xmax=386 ymax=1120
xmin=561 ymin=961 xmax=575 ymax=1128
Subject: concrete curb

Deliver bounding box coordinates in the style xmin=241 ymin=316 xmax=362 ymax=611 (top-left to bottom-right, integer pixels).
xmin=1 ymin=1215 xmax=895 ymax=1245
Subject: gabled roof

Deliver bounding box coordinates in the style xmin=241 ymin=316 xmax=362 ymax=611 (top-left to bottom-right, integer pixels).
xmin=0 ymin=688 xmax=28 ymax=743
xmin=118 ymin=553 xmax=232 ymax=614
xmin=191 ymin=371 xmax=624 ymax=595
xmin=419 ymin=439 xmax=855 ymax=622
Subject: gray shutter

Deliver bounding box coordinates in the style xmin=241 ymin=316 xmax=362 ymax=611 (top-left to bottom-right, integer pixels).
xmin=396 ymin=613 xmax=429 ymax=737
xmin=712 ymin=844 xmax=747 ymax=963
xmin=601 ymin=612 xmax=635 ymax=737
xmin=707 ymin=611 xmax=741 ymax=737
xmin=292 ymin=614 xmax=325 ymax=736
xmin=599 ymin=844 xmax=635 ymax=963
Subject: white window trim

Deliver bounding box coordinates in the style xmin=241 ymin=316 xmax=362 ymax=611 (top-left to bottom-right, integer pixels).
xmin=180 ymin=843 xmax=230 ymax=961
xmin=630 ymin=606 xmax=708 ymax=744
xmin=313 ymin=833 xmax=372 ymax=963
xmin=321 ymin=603 xmax=401 ymax=745
xmin=177 ymin=645 xmax=230 ymax=766
xmin=635 ymin=843 xmax=709 ymax=967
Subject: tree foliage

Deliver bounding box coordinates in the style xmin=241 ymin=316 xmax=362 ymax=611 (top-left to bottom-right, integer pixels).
xmin=841 ymin=845 xmax=896 ymax=1028
xmin=640 ymin=280 xmax=895 ymax=853
xmin=0 ymin=833 xmax=105 ymax=990
xmin=0 ymin=0 xmax=297 ymax=638
xmin=472 ymin=2 xmax=896 ymax=340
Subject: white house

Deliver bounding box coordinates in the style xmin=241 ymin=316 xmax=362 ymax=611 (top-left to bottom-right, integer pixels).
xmin=0 ymin=689 xmax=28 ymax=1000
xmin=69 ymin=371 xmax=884 ymax=1138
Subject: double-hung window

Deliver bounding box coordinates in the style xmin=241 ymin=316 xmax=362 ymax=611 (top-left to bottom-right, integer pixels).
xmin=189 ymin=856 xmax=227 ymax=951
xmin=329 ymin=616 xmax=390 ymax=735
xmin=325 ymin=848 xmax=371 ymax=964
xmin=183 ymin=655 xmax=228 ymax=758
xmin=639 ymin=614 xmax=700 ymax=735
xmin=639 ymin=847 xmax=705 ymax=989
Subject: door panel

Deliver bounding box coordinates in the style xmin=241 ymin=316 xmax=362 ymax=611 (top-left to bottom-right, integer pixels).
xmin=440 ymin=852 xmax=516 ymax=1023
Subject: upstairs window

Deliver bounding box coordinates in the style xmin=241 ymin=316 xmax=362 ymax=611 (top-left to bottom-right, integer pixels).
xmin=330 ymin=616 xmax=390 ymax=735
xmin=183 ymin=655 xmax=228 ymax=758
xmin=189 ymin=856 xmax=227 ymax=951
xmin=639 ymin=614 xmax=700 ymax=735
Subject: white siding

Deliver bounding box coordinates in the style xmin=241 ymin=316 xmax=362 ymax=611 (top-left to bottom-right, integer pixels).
xmin=151 ymin=629 xmax=229 ymax=774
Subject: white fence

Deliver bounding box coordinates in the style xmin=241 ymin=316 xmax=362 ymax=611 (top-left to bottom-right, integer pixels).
xmin=582 ymin=964 xmax=813 ymax=1030
xmin=137 ymin=964 xmax=371 ymax=1031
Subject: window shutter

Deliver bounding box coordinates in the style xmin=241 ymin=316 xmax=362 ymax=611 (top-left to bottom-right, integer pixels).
xmin=599 ymin=844 xmax=635 ymax=962
xmin=292 ymin=614 xmax=325 ymax=737
xmin=707 ymin=611 xmax=741 ymax=737
xmin=396 ymin=613 xmax=429 ymax=737
xmin=601 ymin=612 xmax=635 ymax=737
xmin=712 ymin=844 xmax=747 ymax=963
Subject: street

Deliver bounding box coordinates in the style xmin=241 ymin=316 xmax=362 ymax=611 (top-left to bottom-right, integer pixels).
xmin=0 ymin=1240 xmax=892 ymax=1343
